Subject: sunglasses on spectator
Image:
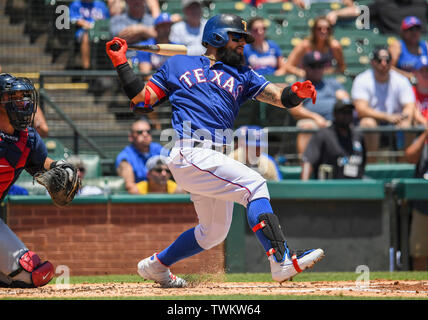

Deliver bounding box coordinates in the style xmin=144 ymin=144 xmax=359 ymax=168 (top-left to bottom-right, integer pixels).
xmin=316 ymin=26 xmax=332 ymax=32
xmin=251 ymin=27 xmax=266 ymax=32
xmin=152 ymin=167 xmax=170 ymax=174
xmin=307 ymin=63 xmax=325 ymax=69
xmin=78 ymin=167 xmax=85 ymax=173
xmin=373 ymin=57 xmax=391 ymax=64
xmin=132 ymin=129 xmax=151 ymax=135
xmin=405 ymin=26 xmax=421 ymax=32
xmin=230 ymin=32 xmax=246 ymax=42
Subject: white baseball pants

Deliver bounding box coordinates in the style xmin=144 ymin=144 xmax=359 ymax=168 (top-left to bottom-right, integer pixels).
xmin=167 ymin=143 xmax=270 ymax=250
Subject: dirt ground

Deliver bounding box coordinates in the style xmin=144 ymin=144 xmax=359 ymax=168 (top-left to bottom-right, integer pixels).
xmin=1 ymin=280 xmax=428 ymax=298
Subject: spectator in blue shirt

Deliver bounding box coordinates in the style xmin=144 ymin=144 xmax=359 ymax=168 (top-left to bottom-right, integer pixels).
xmin=69 ymin=0 xmax=110 ymax=70
xmin=243 ymin=17 xmax=287 ymax=76
xmin=115 ymin=117 xmax=164 ymax=194
xmin=132 ymin=12 xmax=174 ymax=77
xmin=8 ymin=185 xmax=29 ymax=196
xmin=293 ymin=51 xmax=350 ymax=156
xmin=109 ymin=0 xmax=156 ymax=45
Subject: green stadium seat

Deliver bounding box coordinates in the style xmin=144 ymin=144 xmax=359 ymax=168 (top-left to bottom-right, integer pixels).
xmin=256 ymin=2 xmax=298 ymax=24
xmin=209 ymin=2 xmax=256 ymax=19
xmin=284 ymin=16 xmax=311 ymax=32
xmin=89 ymin=19 xmax=111 ymax=43
xmin=278 ymin=163 xmax=416 ymax=181
xmin=43 ymin=138 xmax=70 ymax=160
xmin=79 ymin=154 xmax=102 ymax=179
xmin=160 ymin=0 xmax=182 ymax=15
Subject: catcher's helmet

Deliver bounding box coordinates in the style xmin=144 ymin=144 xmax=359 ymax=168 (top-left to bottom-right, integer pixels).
xmin=0 ymin=73 xmax=16 ymax=93
xmin=202 ymin=14 xmax=254 ymax=48
xmin=0 ymin=77 xmax=38 ymax=131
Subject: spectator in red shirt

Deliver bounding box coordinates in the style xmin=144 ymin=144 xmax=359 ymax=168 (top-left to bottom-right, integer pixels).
xmin=413 ymin=57 xmax=428 ymax=126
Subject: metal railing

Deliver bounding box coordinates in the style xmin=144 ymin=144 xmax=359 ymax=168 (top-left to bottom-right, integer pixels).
xmin=39 ymin=88 xmax=108 ymax=158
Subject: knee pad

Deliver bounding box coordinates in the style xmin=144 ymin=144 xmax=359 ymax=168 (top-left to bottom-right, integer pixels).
xmin=7 ymin=251 xmax=54 ymax=288
xmin=252 ymin=213 xmax=287 ymax=262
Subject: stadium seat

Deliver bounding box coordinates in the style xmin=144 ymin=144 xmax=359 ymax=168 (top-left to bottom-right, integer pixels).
xmin=256 ymin=2 xmax=297 ymax=24
xmin=44 ymin=138 xmax=70 ymax=160
xmin=278 ymin=163 xmax=416 ymax=181
xmin=79 ymin=154 xmax=102 ymax=179
xmin=89 ymin=19 xmax=111 ymax=43
xmin=209 ymin=2 xmax=256 ymax=19
xmin=161 ymin=0 xmax=182 ymax=15
xmin=89 ymin=19 xmax=112 ymax=69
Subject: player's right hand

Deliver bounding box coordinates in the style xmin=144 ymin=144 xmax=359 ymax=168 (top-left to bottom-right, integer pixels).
xmin=106 ymin=37 xmax=128 ymax=67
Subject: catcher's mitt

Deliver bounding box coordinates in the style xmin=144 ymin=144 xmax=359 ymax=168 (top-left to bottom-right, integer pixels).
xmin=34 ymin=160 xmax=81 ymax=207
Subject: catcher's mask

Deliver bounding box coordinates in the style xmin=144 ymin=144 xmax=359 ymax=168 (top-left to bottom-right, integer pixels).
xmin=0 ymin=77 xmax=38 ymax=131
xmin=202 ymin=14 xmax=254 ymax=48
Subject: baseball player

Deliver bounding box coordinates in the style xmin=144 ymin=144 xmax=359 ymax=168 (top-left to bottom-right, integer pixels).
xmin=106 ymin=14 xmax=325 ymax=288
xmin=0 ymin=74 xmax=80 ymax=288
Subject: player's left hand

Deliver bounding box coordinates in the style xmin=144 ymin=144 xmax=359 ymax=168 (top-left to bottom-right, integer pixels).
xmin=291 ymin=80 xmax=317 ymax=104
xmin=106 ymin=37 xmax=128 ymax=67
xmin=34 ymin=160 xmax=81 ymax=207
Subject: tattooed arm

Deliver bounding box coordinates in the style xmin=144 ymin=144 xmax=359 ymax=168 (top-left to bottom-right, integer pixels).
xmin=256 ymin=83 xmax=284 ymax=108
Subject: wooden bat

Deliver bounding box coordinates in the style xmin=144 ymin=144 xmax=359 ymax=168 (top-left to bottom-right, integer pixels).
xmin=110 ymin=42 xmax=187 ymax=56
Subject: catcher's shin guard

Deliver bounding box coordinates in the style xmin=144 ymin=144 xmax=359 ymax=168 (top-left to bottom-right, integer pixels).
xmin=0 ymin=219 xmax=54 ymax=288
xmin=252 ymin=213 xmax=288 ymax=263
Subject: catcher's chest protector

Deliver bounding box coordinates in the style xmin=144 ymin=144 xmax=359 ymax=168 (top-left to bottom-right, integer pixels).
xmin=0 ymin=129 xmax=30 ymax=200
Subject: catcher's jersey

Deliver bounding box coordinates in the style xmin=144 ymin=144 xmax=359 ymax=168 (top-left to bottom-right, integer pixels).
xmin=0 ymin=127 xmax=47 ymax=201
xmin=150 ymin=55 xmax=269 ymax=143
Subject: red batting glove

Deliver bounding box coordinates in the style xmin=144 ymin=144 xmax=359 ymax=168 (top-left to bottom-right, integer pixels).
xmin=106 ymin=37 xmax=128 ymax=67
xmin=291 ymin=80 xmax=317 ymax=104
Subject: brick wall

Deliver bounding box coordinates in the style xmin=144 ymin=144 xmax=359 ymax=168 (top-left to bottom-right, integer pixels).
xmin=6 ymin=202 xmax=225 ymax=276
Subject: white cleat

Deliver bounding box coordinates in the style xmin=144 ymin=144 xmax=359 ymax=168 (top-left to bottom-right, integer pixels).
xmin=137 ymin=253 xmax=187 ymax=288
xmin=269 ymin=248 xmax=325 ymax=283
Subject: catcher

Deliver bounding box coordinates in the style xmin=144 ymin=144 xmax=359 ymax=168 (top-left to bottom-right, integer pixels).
xmin=0 ymin=73 xmax=81 ymax=288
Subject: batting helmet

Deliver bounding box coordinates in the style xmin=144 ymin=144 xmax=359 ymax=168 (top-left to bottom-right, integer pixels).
xmin=202 ymin=14 xmax=254 ymax=48
xmin=0 ymin=77 xmax=38 ymax=131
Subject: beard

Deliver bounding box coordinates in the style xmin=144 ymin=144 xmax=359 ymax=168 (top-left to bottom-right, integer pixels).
xmin=217 ymin=46 xmax=245 ymax=67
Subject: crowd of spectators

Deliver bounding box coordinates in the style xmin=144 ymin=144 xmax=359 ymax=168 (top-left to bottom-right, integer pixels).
xmin=62 ymin=0 xmax=428 ymax=177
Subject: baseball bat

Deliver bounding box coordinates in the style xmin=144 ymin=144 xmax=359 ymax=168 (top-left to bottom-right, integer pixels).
xmin=110 ymin=42 xmax=187 ymax=56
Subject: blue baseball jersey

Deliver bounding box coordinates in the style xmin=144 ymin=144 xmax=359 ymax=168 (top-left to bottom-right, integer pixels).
xmin=150 ymin=55 xmax=270 ymax=143
xmin=0 ymin=127 xmax=47 ymax=201
xmin=244 ymin=40 xmax=283 ymax=75
xmin=69 ymin=0 xmax=110 ymax=40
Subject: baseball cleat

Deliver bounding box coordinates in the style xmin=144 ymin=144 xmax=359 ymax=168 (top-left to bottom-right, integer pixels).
xmin=137 ymin=253 xmax=187 ymax=288
xmin=269 ymin=248 xmax=324 ymax=283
